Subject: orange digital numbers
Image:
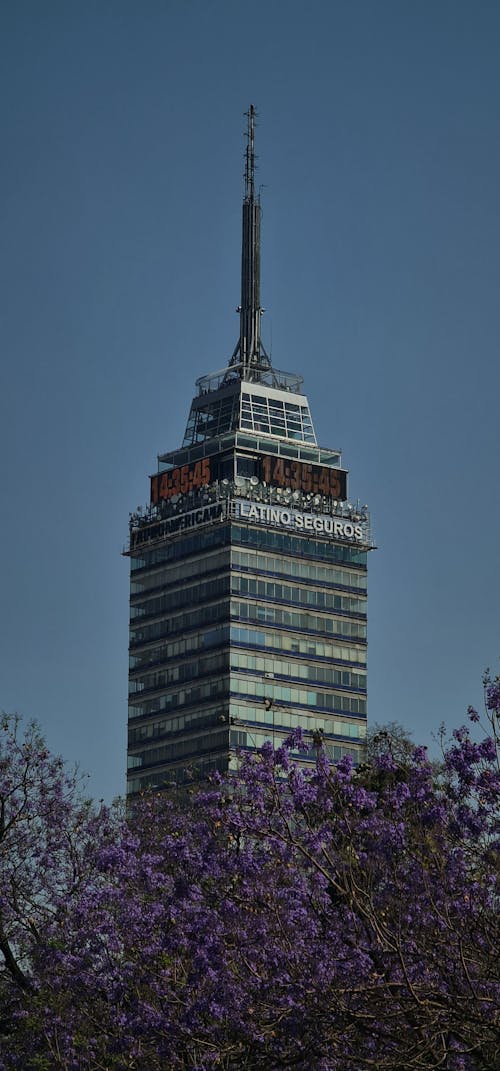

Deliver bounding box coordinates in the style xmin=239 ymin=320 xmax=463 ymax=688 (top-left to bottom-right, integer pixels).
xmin=150 ymin=458 xmax=211 ymax=503
xmin=329 ymin=473 xmax=341 ymax=498
xmin=150 ymin=452 xmax=347 ymax=507
xmin=192 ymin=461 xmax=202 ymax=488
xmin=180 ymin=465 xmax=190 ymax=493
xmin=273 ymin=458 xmax=285 ymax=484
xmin=301 ymin=464 xmax=312 ymax=492
xmin=290 ymin=461 xmax=301 ymax=490
xmin=201 ymin=458 xmax=210 ymax=484
xmin=260 ymin=454 xmax=346 ymax=500
xmin=261 ymin=456 xmax=272 ymax=483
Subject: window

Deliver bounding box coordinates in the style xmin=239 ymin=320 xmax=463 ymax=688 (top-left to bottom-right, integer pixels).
xmin=239 ymin=392 xmax=317 ymax=444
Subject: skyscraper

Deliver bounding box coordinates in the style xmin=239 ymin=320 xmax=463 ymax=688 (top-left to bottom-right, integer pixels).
xmin=125 ymin=108 xmax=374 ymax=795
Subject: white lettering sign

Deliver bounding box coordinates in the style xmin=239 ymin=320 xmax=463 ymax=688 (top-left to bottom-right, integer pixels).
xmin=235 ymin=500 xmax=365 ymax=543
xmin=140 ymin=497 xmax=368 ymax=546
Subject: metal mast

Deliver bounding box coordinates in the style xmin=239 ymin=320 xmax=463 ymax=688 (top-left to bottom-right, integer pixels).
xmin=229 ymin=105 xmax=271 ymax=380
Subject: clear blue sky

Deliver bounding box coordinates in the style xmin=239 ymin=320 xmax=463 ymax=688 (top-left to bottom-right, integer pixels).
xmin=1 ymin=1 xmax=499 ymax=802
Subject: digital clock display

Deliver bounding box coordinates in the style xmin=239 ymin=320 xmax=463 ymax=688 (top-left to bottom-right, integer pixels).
xmin=150 ymin=458 xmax=211 ymax=503
xmin=261 ymin=455 xmax=347 ymax=499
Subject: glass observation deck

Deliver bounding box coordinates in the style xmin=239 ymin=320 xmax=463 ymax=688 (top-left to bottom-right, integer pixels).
xmin=182 ymin=365 xmax=317 ymax=450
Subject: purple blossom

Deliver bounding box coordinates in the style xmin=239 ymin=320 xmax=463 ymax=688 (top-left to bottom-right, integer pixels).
xmin=478 ymin=736 xmax=497 ymax=762
xmin=0 ymin=711 xmax=498 ymax=1071
xmin=284 ymin=726 xmax=310 ymax=752
xmin=486 ymin=680 xmax=500 ymax=713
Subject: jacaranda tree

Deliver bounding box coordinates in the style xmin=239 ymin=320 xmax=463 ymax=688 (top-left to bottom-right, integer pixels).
xmin=0 ymin=680 xmax=498 ymax=1071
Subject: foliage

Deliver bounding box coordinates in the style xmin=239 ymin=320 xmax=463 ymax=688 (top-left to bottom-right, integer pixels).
xmin=0 ymin=686 xmax=499 ymax=1071
xmin=365 ymin=718 xmax=416 ymax=764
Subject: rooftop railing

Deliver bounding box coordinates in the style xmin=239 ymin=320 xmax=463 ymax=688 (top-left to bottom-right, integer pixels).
xmin=195 ymin=363 xmax=304 ymax=396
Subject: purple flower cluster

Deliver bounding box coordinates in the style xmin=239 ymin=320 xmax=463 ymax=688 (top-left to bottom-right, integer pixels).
xmin=0 ymin=710 xmax=498 ymax=1071
xmin=486 ymin=680 xmax=500 ymax=714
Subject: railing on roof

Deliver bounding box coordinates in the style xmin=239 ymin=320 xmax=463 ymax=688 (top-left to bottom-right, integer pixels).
xmin=195 ymin=363 xmax=304 ymax=397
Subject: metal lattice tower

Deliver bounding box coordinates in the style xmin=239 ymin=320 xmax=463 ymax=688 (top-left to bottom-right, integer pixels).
xmin=229 ymin=105 xmax=271 ymax=380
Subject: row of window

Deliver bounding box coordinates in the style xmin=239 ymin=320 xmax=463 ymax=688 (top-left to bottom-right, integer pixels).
xmin=130 ymin=601 xmax=229 ymax=649
xmin=130 ymin=577 xmax=231 ymax=623
xmin=128 ymin=728 xmax=229 ymax=771
xmin=131 ymin=544 xmax=366 ymax=604
xmin=130 ymin=520 xmax=367 ymax=577
xmin=231 ymin=652 xmax=366 ymax=691
xmin=130 ymin=548 xmax=230 ymax=597
xmin=130 ymin=622 xmax=366 ymax=676
xmin=130 ymin=526 xmax=228 ymax=573
xmin=132 ymin=576 xmax=367 ymax=629
xmin=129 ymin=650 xmax=228 ymax=696
xmin=130 ymin=596 xmax=367 ymax=652
xmin=233 ymin=576 xmax=366 ymax=615
xmin=239 ymin=419 xmax=314 ymax=442
xmin=130 ymin=626 xmax=231 ymax=671
xmin=229 ymin=701 xmax=366 ymax=739
xmin=232 ymin=600 xmax=367 ymax=639
xmin=235 ymin=435 xmax=338 ymax=465
xmin=231 ymin=549 xmax=367 ymax=591
xmin=128 ymin=702 xmax=366 ymax=749
xmin=230 ymin=626 xmax=366 ymax=665
xmin=130 ymin=645 xmax=365 ymax=699
xmin=230 ymin=675 xmax=366 ymax=715
xmin=129 ymin=671 xmax=366 ymax=721
xmin=131 ymin=575 xmax=366 ymax=626
xmin=129 ymin=676 xmax=229 ymax=719
xmin=231 ymin=525 xmax=367 ymax=567
xmin=240 ymin=394 xmax=316 ymax=444
xmin=129 ymin=704 xmax=228 ymax=746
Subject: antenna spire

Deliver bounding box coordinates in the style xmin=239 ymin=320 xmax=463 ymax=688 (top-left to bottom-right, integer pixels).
xmin=244 ymin=102 xmax=255 ymax=202
xmin=229 ymin=105 xmax=271 ymax=380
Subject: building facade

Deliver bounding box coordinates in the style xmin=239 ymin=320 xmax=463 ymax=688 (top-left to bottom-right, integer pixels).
xmin=125 ymin=108 xmax=374 ymax=795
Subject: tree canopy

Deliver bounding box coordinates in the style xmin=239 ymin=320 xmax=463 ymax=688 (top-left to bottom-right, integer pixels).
xmin=0 ymin=683 xmax=499 ymax=1071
